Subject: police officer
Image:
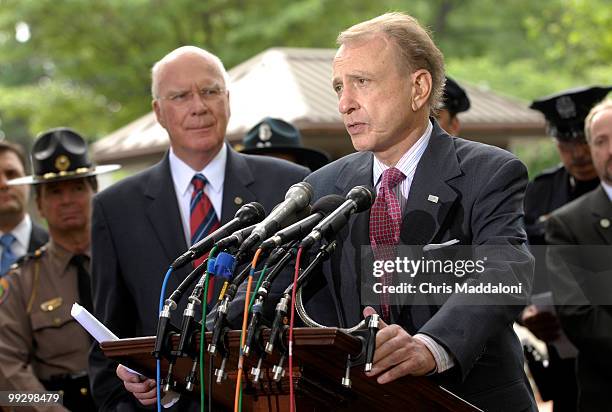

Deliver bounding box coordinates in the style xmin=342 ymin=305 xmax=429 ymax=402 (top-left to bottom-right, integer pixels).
xmin=240 ymin=117 xmax=331 ymax=171
xmin=522 ymin=85 xmax=611 ymax=411
xmin=0 ymin=128 xmax=119 ymax=411
xmin=435 ymin=76 xmax=470 ymax=136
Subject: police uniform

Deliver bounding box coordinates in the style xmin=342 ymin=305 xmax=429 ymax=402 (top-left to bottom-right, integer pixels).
xmin=0 ymin=128 xmax=119 ymax=412
xmin=524 ymin=86 xmax=611 ymax=411
xmin=0 ymin=243 xmax=95 ymax=412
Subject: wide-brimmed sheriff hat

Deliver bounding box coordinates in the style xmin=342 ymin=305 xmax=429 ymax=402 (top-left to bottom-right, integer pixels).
xmin=8 ymin=127 xmax=120 ymax=185
xmin=239 ymin=117 xmax=330 ymax=172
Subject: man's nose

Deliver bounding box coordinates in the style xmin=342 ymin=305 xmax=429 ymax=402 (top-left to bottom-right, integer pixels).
xmin=190 ymin=91 xmax=209 ymax=115
xmin=338 ymin=87 xmax=359 ymax=115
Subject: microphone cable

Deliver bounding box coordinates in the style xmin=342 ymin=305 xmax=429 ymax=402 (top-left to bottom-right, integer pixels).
xmin=234 ymin=247 xmax=263 ymax=412
xmin=199 ymin=245 xmax=218 ymax=412
xmin=156 ymin=266 xmax=174 ymax=412
xmin=288 ymin=246 xmax=305 ymax=412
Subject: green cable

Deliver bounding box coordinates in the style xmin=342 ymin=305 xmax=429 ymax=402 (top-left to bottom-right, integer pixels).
xmin=248 ymin=265 xmax=268 ymax=310
xmin=200 ymin=246 xmax=218 ymax=412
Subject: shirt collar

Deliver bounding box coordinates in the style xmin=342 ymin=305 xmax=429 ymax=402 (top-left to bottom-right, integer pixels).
xmin=47 ymin=239 xmax=91 ymax=278
xmin=373 ymin=120 xmax=433 ymax=186
xmin=2 ymin=214 xmax=32 ymax=250
xmin=169 ymin=143 xmax=227 ymax=197
xmin=602 ymin=181 xmax=612 ymax=202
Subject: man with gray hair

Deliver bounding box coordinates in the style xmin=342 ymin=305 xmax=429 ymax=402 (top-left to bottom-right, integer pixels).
xmin=293 ymin=12 xmax=536 ymax=410
xmin=546 ymin=99 xmax=612 ymax=411
xmin=88 ymin=46 xmax=309 ymax=410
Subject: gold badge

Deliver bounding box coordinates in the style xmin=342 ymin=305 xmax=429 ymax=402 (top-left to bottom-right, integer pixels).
xmin=234 ymin=196 xmax=243 ymax=205
xmin=54 ymin=155 xmax=70 ymax=171
xmin=40 ymin=297 xmax=63 ymax=312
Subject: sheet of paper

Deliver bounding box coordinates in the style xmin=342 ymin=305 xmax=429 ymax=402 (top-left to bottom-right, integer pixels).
xmin=71 ymin=302 xmax=146 ymax=377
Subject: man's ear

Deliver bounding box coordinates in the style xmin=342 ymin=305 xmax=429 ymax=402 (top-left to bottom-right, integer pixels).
xmin=411 ymin=70 xmax=432 ymax=112
xmin=152 ymin=99 xmax=165 ymax=129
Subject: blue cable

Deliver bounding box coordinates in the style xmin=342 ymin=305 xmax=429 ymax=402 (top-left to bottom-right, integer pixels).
xmin=157 ymin=266 xmax=173 ymax=412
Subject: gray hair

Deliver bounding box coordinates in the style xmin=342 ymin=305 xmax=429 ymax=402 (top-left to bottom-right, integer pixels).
xmin=337 ymin=12 xmax=445 ymax=112
xmin=585 ymin=99 xmax=612 ymax=142
xmin=150 ymin=46 xmax=230 ymax=98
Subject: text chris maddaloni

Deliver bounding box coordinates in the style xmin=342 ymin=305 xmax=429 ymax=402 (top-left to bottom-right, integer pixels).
xmin=371 ymin=282 xmax=523 ymax=295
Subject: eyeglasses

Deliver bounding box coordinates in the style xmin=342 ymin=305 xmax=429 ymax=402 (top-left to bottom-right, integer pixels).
xmin=161 ymin=87 xmax=226 ymax=105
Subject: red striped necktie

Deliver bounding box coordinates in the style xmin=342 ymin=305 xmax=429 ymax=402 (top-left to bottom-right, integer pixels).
xmin=190 ymin=174 xmax=220 ymax=303
xmin=369 ymin=167 xmax=406 ymax=321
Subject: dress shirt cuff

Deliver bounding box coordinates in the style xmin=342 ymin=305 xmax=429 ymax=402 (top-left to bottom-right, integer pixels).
xmin=413 ymin=333 xmax=455 ymax=374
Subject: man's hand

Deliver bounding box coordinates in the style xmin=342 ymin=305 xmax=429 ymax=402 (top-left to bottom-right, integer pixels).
xmin=521 ymin=304 xmax=561 ymax=342
xmin=116 ymin=364 xmax=157 ymax=406
xmin=363 ymin=307 xmax=436 ymax=384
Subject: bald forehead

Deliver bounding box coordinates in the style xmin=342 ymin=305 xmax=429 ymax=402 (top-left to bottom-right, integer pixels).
xmin=158 ymin=52 xmax=223 ymax=80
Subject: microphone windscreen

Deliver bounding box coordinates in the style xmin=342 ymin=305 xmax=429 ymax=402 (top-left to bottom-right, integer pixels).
xmin=347 ymin=186 xmax=376 ymax=212
xmin=311 ymin=194 xmax=345 ymax=216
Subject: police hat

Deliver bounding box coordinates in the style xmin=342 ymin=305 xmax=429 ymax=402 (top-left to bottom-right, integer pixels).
xmin=8 ymin=127 xmax=120 ymax=185
xmin=442 ymin=77 xmax=470 ymax=115
xmin=530 ymin=85 xmax=612 ymax=141
xmin=240 ymin=117 xmax=330 ymax=171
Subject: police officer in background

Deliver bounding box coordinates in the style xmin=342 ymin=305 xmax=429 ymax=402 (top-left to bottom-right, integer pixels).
xmin=0 ymin=128 xmax=119 ymax=411
xmin=435 ymin=76 xmax=470 ymax=136
xmin=522 ymin=85 xmax=611 ymax=411
xmin=240 ymin=117 xmax=331 ymax=171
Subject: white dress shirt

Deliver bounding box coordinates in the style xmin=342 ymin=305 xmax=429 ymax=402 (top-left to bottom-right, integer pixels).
xmin=169 ymin=144 xmax=227 ymax=246
xmin=602 ymin=181 xmax=612 ymax=202
xmin=0 ymin=214 xmax=32 ymax=259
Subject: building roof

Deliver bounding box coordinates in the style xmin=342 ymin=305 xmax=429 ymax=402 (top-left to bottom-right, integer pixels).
xmin=93 ymin=47 xmax=545 ymax=163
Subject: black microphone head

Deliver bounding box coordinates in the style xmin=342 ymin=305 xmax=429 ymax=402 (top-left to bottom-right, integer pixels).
xmin=312 ymin=194 xmax=345 ymax=216
xmin=347 ymin=185 xmax=376 ymax=212
xmin=235 ymin=201 xmax=266 ymax=224
xmin=285 ymin=182 xmax=313 ymax=209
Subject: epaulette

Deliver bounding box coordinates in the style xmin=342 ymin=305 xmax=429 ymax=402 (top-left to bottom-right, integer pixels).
xmin=532 ymin=164 xmax=564 ymax=181
xmin=9 ymin=245 xmax=48 ymax=271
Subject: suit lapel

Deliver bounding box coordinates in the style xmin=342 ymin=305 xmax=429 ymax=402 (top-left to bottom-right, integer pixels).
xmin=220 ymin=146 xmax=257 ymax=224
xmin=332 ymin=152 xmax=374 ymax=326
xmin=144 ymin=153 xmax=188 ymax=264
xmin=403 ymin=123 xmax=461 ymax=245
xmin=590 ymin=186 xmax=612 ymax=244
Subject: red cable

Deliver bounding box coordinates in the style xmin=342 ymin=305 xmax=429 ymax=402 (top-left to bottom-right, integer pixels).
xmin=288 ymin=246 xmax=304 ymax=412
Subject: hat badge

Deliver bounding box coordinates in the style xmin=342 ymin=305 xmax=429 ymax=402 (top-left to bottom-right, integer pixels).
xmin=601 ymin=218 xmax=610 ymax=229
xmin=555 ymin=96 xmax=576 ymax=119
xmin=54 ymin=155 xmax=71 ymax=172
xmin=258 ymin=123 xmax=272 ymax=142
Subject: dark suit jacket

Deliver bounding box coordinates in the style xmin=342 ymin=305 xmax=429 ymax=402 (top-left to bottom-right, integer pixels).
xmin=28 ymin=221 xmax=48 ymax=252
xmin=546 ymin=186 xmax=612 ymax=411
xmin=300 ymin=122 xmax=536 ymax=411
xmin=89 ymin=145 xmax=309 ymax=411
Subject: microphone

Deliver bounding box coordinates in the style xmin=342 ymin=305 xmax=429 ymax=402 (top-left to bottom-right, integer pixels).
xmin=259 ymin=195 xmax=345 ymax=251
xmin=299 ymin=186 xmax=375 ymax=249
xmin=236 ymin=182 xmax=313 ymax=259
xmin=171 ymin=202 xmax=265 ymax=269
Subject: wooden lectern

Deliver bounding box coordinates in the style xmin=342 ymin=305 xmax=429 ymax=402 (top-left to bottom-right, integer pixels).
xmin=101 ymin=328 xmax=480 ymax=411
